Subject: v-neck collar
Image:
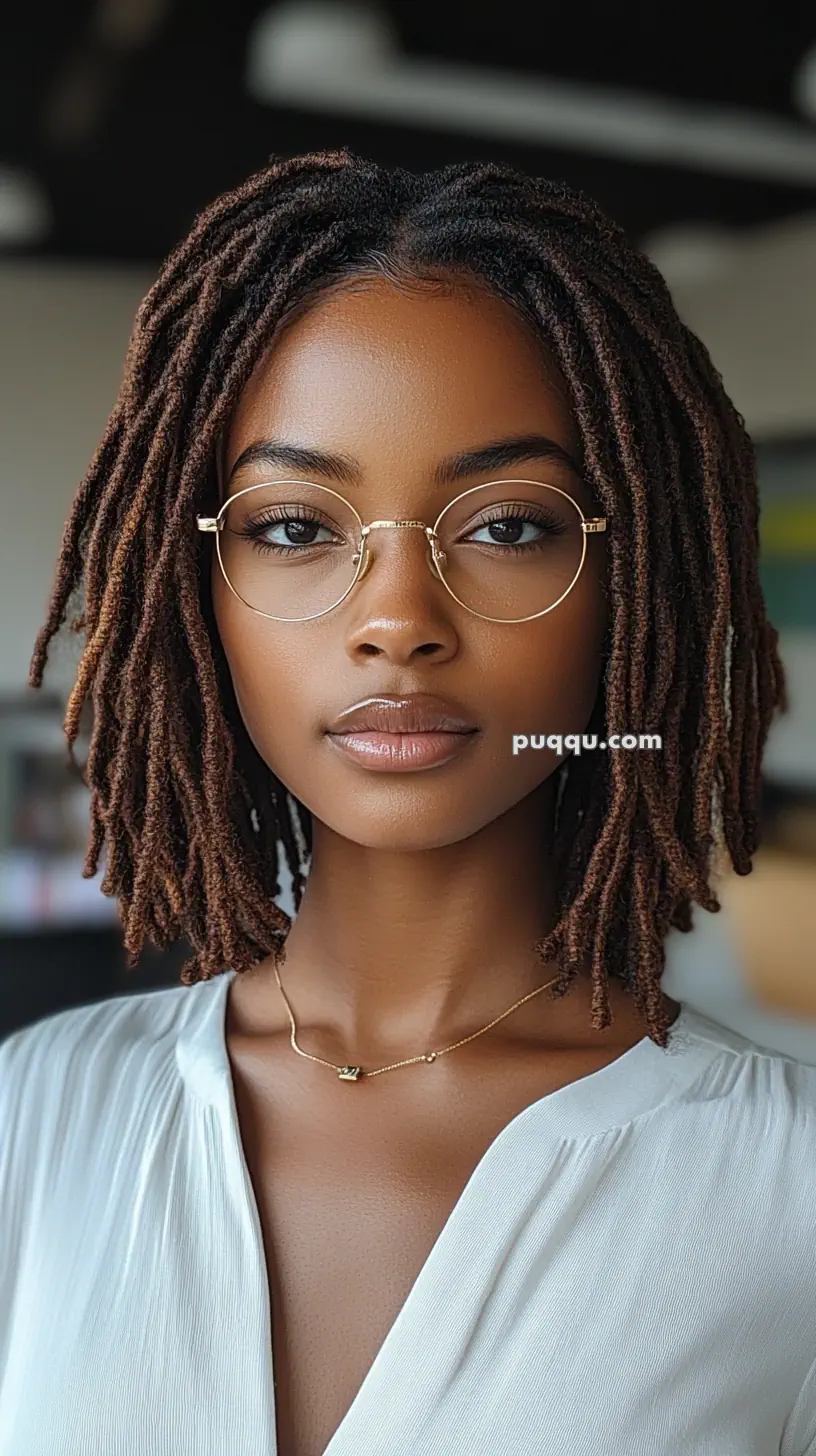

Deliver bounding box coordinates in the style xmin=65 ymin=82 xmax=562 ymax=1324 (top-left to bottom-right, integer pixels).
xmin=176 ymin=970 xmax=727 ymax=1455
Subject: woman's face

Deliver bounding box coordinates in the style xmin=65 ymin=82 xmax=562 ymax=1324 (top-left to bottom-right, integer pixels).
xmin=213 ymin=275 xmax=609 ymax=851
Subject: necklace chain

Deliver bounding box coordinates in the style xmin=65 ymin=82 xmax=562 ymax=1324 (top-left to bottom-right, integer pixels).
xmin=273 ymin=960 xmax=563 ymax=1081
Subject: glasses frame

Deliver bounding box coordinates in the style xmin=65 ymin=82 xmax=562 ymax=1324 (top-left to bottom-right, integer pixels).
xmin=196 ymin=477 xmax=607 ymax=624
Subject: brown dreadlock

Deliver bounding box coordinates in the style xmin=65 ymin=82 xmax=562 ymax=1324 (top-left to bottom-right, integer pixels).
xmin=28 ymin=148 xmax=788 ymax=1048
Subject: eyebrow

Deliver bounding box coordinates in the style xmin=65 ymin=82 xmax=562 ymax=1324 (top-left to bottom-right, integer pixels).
xmin=224 ymin=432 xmax=582 ymax=490
xmin=436 ymin=433 xmax=582 ymax=484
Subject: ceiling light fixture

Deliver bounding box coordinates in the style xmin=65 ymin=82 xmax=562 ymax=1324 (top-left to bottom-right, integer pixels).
xmin=792 ymin=42 xmax=816 ymax=123
xmin=247 ymin=0 xmax=396 ymax=87
xmin=0 ymin=166 xmax=52 ymax=247
xmin=246 ymin=1 xmax=816 ymax=186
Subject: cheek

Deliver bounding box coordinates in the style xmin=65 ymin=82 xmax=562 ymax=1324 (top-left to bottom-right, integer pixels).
xmin=485 ymin=568 xmax=608 ymax=735
xmin=212 ymin=574 xmax=318 ymax=782
xmin=463 ymin=620 xmax=605 ymax=822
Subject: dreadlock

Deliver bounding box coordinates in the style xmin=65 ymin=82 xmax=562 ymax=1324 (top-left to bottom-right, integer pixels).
xmin=28 ymin=148 xmax=787 ymax=1048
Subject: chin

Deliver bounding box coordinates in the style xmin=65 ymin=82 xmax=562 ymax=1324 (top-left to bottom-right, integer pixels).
xmin=277 ymin=745 xmax=551 ymax=853
xmin=301 ymin=775 xmax=524 ymax=852
xmin=318 ymin=814 xmax=494 ymax=853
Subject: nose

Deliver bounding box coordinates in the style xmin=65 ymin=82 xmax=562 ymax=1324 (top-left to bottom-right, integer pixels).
xmin=342 ymin=524 xmax=458 ymax=663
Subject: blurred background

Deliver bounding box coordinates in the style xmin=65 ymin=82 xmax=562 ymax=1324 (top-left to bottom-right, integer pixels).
xmin=1 ymin=0 xmax=814 ymax=1048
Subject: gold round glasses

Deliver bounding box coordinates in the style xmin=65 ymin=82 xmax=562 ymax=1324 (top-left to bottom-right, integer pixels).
xmin=196 ymin=478 xmax=607 ymax=624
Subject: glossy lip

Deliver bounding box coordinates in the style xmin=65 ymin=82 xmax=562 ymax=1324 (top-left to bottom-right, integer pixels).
xmin=325 ymin=694 xmax=480 ymax=773
xmin=325 ymin=694 xmax=478 ymax=736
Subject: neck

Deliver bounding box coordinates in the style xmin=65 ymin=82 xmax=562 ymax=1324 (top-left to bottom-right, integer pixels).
xmin=245 ymin=779 xmax=649 ymax=1060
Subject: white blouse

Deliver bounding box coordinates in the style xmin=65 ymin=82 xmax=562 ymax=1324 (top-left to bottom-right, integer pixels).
xmin=1 ymin=969 xmax=815 ymax=1456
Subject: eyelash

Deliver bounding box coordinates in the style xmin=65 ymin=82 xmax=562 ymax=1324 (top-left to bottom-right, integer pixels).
xmin=235 ymin=502 xmax=568 ymax=556
xmin=465 ymin=504 xmax=568 ymax=551
xmin=235 ymin=505 xmax=340 ymax=555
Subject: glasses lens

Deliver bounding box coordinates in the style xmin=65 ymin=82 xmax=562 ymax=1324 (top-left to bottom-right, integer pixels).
xmin=218 ymin=482 xmax=362 ymax=620
xmin=435 ymin=482 xmax=585 ymax=621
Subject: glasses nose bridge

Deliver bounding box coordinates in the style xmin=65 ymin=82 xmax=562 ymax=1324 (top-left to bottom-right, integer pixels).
xmin=363 ymin=517 xmax=435 ymax=538
xmin=356 ymin=517 xmax=444 ymax=576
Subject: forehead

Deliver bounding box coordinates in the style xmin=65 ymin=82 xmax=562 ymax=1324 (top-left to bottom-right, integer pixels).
xmin=222 ymin=276 xmax=579 ymax=472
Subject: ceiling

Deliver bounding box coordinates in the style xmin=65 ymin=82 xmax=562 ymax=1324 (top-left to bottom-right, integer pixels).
xmin=3 ymin=0 xmax=816 ymax=263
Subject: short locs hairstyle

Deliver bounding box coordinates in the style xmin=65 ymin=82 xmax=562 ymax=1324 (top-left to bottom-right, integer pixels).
xmin=29 ymin=149 xmax=787 ymax=1048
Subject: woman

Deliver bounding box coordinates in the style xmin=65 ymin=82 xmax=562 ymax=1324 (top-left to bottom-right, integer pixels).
xmin=3 ymin=150 xmax=814 ymax=1456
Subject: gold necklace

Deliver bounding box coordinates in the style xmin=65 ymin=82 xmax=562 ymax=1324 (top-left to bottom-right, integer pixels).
xmin=273 ymin=960 xmax=563 ymax=1081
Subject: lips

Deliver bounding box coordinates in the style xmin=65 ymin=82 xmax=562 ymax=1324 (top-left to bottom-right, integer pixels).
xmin=325 ymin=694 xmax=479 ymax=773
xmin=326 ymin=694 xmax=478 ymax=736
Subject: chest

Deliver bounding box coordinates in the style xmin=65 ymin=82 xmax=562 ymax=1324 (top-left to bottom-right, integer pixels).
xmin=239 ymin=1098 xmax=495 ymax=1456
xmin=227 ymin=1043 xmax=623 ymax=1456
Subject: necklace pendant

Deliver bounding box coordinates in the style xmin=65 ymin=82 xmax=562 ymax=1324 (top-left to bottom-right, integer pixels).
xmin=337 ymin=1065 xmax=363 ymax=1081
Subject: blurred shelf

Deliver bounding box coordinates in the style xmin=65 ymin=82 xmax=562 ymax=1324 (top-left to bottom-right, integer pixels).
xmin=0 ymin=849 xmax=119 ymax=931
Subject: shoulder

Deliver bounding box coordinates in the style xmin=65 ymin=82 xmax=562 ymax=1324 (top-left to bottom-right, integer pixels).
xmin=0 ymin=975 xmax=232 ymax=1373
xmin=678 ymin=1011 xmax=816 ymax=1426
xmin=1 ymin=981 xmax=189 ymax=1108
xmin=0 ymin=976 xmax=227 ymax=1197
xmin=681 ymin=1003 xmax=816 ymax=1113
xmin=672 ymin=1006 xmax=816 ymax=1249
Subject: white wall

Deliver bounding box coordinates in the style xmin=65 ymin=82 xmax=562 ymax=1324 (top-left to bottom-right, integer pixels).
xmin=667 ymin=212 xmax=816 ymax=438
xmin=0 ymin=260 xmax=152 ymax=695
